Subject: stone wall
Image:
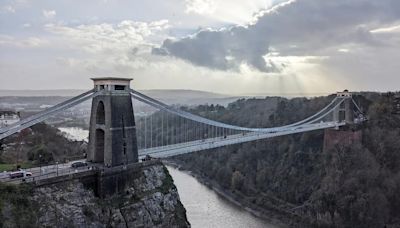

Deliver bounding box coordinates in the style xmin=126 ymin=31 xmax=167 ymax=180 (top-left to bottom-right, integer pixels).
xmin=323 ymin=128 xmax=362 ymax=152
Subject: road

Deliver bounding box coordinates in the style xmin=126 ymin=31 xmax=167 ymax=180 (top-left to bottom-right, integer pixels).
xmin=0 ymin=159 xmax=94 ymax=184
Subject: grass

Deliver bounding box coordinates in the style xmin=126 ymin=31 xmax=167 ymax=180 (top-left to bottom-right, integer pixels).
xmin=0 ymin=163 xmax=34 ymax=172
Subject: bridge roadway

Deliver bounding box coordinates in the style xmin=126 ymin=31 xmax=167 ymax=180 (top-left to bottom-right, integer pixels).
xmin=139 ymin=121 xmax=345 ymax=159
xmin=0 ymin=121 xmax=343 ymax=184
xmin=0 ymin=159 xmax=94 ymax=184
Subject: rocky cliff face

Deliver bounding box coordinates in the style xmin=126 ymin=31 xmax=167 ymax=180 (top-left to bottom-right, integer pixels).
xmin=0 ymin=163 xmax=190 ymax=228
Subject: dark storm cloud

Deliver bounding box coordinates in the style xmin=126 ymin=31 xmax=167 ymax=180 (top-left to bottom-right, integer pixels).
xmin=153 ymin=0 xmax=400 ymax=72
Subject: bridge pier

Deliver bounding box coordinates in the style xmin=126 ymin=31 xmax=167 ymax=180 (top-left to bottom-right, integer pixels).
xmin=96 ymin=162 xmax=145 ymax=198
xmin=333 ymin=90 xmax=354 ymax=124
xmin=87 ymin=77 xmax=139 ymax=167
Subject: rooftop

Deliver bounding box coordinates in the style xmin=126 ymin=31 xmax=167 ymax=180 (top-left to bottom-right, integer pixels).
xmin=91 ymin=77 xmax=133 ymax=81
xmin=0 ymin=110 xmax=18 ymax=115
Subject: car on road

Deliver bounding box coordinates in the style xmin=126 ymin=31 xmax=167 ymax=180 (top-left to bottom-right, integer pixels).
xmin=9 ymin=170 xmax=32 ymax=179
xmin=141 ymin=155 xmax=153 ymax=162
xmin=71 ymin=161 xmax=88 ymax=168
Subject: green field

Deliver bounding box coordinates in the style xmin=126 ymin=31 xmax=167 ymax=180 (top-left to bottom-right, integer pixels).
xmin=0 ymin=163 xmax=34 ymax=172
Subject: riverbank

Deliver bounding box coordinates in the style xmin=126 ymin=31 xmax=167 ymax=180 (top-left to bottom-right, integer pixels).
xmin=164 ymin=160 xmax=305 ymax=228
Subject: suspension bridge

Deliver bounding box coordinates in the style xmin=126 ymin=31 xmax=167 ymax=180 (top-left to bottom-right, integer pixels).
xmin=0 ymin=78 xmax=365 ymax=165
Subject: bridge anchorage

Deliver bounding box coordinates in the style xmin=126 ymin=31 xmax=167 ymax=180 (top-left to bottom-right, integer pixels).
xmin=0 ymin=78 xmax=366 ymax=195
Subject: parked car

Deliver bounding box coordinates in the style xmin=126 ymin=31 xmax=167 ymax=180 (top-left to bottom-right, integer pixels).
xmin=9 ymin=170 xmax=32 ymax=179
xmin=71 ymin=161 xmax=88 ymax=168
xmin=141 ymin=155 xmax=153 ymax=162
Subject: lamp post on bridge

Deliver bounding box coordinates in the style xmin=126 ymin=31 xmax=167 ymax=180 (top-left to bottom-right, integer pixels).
xmin=39 ymin=154 xmax=42 ymax=175
xmin=56 ymin=161 xmax=59 ymax=176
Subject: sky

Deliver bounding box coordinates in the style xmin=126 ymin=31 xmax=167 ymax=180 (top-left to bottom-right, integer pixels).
xmin=0 ymin=0 xmax=399 ymax=95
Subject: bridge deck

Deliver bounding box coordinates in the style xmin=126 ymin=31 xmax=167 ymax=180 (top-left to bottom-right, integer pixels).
xmin=138 ymin=121 xmax=344 ymax=159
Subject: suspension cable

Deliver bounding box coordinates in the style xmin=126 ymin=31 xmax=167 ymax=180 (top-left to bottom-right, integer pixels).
xmin=131 ymin=90 xmax=345 ymax=133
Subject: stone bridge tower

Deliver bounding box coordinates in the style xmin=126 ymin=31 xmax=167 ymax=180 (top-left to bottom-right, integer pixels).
xmin=88 ymin=77 xmax=138 ymax=167
xmin=333 ymin=90 xmax=353 ymax=124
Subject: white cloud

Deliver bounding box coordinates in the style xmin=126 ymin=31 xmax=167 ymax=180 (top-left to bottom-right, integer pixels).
xmin=370 ymin=24 xmax=400 ymax=33
xmin=184 ymin=0 xmax=274 ymax=25
xmin=2 ymin=5 xmax=15 ymax=13
xmin=0 ymin=35 xmax=48 ymax=48
xmin=45 ymin=20 xmax=170 ymax=54
xmin=1 ymin=0 xmax=29 ymax=13
xmin=263 ymin=54 xmax=327 ymax=73
xmin=43 ymin=9 xmax=56 ymax=19
xmin=22 ymin=23 xmax=31 ymax=28
xmin=42 ymin=20 xmax=172 ymax=82
xmin=185 ymin=0 xmax=216 ymax=15
xmin=338 ymin=49 xmax=350 ymax=53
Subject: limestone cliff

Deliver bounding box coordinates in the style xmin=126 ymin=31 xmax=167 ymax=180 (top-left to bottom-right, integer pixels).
xmin=0 ymin=163 xmax=190 ymax=228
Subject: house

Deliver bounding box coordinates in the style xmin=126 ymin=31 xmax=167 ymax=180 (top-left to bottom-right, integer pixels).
xmin=0 ymin=111 xmax=20 ymax=128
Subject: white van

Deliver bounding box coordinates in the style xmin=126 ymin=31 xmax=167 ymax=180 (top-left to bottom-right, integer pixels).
xmin=9 ymin=170 xmax=32 ymax=179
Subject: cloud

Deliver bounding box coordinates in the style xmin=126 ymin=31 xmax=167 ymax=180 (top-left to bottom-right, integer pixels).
xmin=370 ymin=24 xmax=400 ymax=33
xmin=183 ymin=0 xmax=274 ymax=25
xmin=42 ymin=19 xmax=172 ymax=77
xmin=0 ymin=35 xmax=48 ymax=48
xmin=45 ymin=20 xmax=170 ymax=54
xmin=43 ymin=9 xmax=56 ymax=19
xmin=185 ymin=0 xmax=216 ymax=15
xmin=338 ymin=49 xmax=350 ymax=53
xmin=2 ymin=0 xmax=400 ymax=94
xmin=2 ymin=5 xmax=15 ymax=13
xmin=1 ymin=0 xmax=29 ymax=13
xmin=154 ymin=0 xmax=400 ymax=73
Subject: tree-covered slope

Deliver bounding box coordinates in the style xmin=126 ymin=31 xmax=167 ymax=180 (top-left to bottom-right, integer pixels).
xmin=169 ymin=93 xmax=400 ymax=227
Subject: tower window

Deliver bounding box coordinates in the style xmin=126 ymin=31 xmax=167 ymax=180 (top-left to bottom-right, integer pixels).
xmin=115 ymin=85 xmax=126 ymax=90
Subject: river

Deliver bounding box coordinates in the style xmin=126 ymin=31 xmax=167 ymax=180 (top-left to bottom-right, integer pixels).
xmin=167 ymin=166 xmax=278 ymax=228
xmin=59 ymin=127 xmax=278 ymax=228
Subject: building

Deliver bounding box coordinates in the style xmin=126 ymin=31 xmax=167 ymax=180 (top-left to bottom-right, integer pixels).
xmin=0 ymin=111 xmax=20 ymax=128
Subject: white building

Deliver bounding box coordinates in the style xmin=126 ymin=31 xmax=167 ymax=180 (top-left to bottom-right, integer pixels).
xmin=0 ymin=111 xmax=20 ymax=128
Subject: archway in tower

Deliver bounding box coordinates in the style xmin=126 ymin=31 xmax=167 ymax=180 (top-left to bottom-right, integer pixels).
xmin=95 ymin=129 xmax=105 ymax=163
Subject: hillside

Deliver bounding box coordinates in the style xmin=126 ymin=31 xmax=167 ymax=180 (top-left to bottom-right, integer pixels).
xmin=168 ymin=93 xmax=400 ymax=227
